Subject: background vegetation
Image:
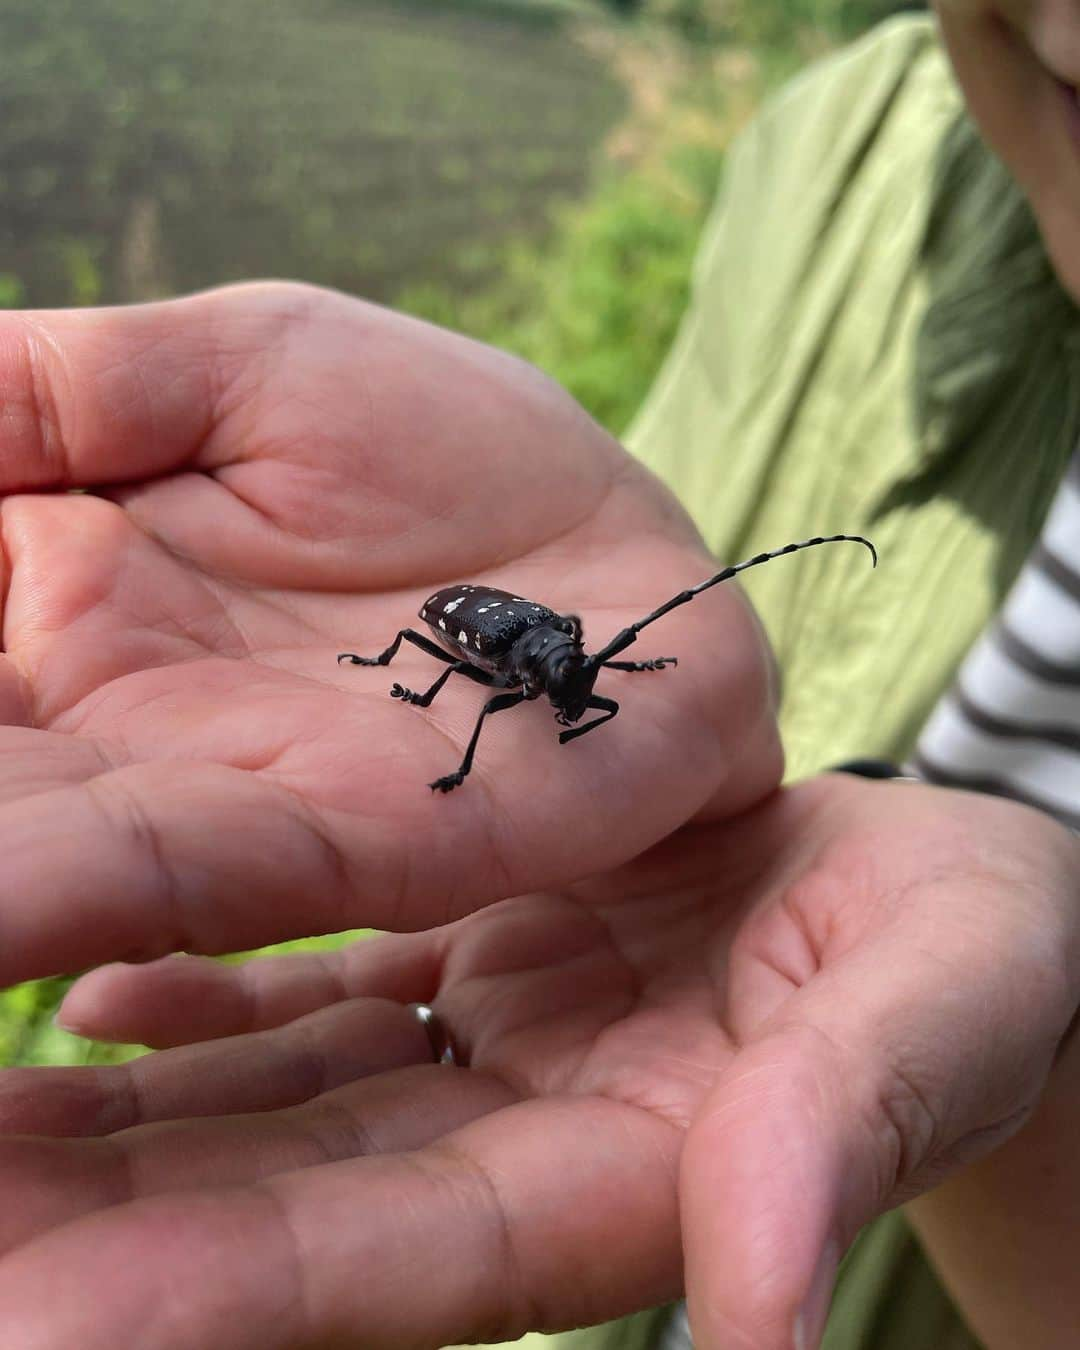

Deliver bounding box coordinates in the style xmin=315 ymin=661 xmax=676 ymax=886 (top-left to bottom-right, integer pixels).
xmin=0 ymin=0 xmax=625 ymax=307
xmin=2 ymin=0 xmax=914 ymax=1068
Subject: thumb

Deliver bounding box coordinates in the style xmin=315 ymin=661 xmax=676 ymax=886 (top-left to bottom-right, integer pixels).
xmin=679 ymin=962 xmax=1062 ymax=1350
xmin=0 ymin=284 xmax=314 ymax=491
xmin=679 ymin=1026 xmax=857 ymax=1350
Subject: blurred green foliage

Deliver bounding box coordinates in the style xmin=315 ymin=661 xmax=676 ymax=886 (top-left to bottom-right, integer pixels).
xmin=396 ymin=20 xmax=772 ymax=433
xmin=0 ymin=977 xmax=138 ymax=1068
xmin=0 ymin=273 xmax=24 ymax=307
xmin=399 ymin=0 xmax=916 ymax=430
xmin=401 ymin=149 xmax=722 ymax=434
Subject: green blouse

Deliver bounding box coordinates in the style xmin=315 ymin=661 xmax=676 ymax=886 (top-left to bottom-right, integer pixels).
xmin=464 ymin=14 xmax=1080 ymax=1350
xmin=629 ymin=14 xmax=1080 ymax=783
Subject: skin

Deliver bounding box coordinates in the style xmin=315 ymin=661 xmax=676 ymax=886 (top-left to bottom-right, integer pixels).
xmin=0 ymin=281 xmax=1079 ymax=1350
xmin=934 ymin=0 xmax=1080 ymax=301
xmin=0 ymin=777 xmax=1076 ymax=1350
xmin=0 ymin=283 xmax=782 ymax=981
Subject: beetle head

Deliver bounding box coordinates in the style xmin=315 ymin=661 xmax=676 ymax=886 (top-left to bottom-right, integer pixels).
xmin=510 ymin=621 xmax=597 ymax=719
xmin=543 ymin=646 xmax=598 ymax=723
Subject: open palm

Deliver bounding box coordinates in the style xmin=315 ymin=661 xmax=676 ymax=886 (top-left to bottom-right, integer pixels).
xmin=0 ymin=282 xmax=782 ymax=988
xmin=1 ymin=774 xmax=1078 ymax=1349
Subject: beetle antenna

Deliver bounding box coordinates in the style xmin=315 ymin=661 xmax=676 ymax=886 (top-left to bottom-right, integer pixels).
xmin=586 ymin=534 xmax=876 ymax=667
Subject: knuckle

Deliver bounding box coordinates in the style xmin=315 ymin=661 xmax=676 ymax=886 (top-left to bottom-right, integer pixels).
xmin=870 ymin=1053 xmax=941 ymax=1196
xmin=0 ymin=316 xmax=70 ymax=486
xmin=210 ymin=277 xmax=328 ymax=314
xmin=426 ymin=1143 xmax=541 ymax=1344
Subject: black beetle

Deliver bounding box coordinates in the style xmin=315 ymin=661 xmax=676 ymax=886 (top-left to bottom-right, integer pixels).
xmin=338 ymin=534 xmax=876 ymax=792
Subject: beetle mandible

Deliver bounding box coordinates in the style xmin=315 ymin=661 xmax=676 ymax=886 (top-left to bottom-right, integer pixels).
xmin=338 ymin=533 xmax=876 ymax=792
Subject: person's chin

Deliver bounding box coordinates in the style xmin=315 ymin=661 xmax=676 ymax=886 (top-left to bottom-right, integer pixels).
xmin=1053 ymin=74 xmax=1080 ymax=150
xmin=1036 ymin=194 xmax=1080 ymax=306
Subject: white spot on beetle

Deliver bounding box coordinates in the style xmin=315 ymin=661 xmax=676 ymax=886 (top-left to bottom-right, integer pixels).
xmin=444 ymin=597 xmax=465 ymax=614
xmin=474 ymin=634 xmax=482 ymax=649
xmin=438 ymin=619 xmax=447 ymax=630
xmin=459 ymin=630 xmax=467 ymax=642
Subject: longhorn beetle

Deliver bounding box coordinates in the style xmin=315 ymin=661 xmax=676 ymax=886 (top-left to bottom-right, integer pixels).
xmin=338 ymin=534 xmax=876 ymax=792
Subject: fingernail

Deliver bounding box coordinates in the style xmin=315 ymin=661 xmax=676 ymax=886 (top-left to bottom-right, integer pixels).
xmin=793 ymin=1238 xmax=838 ymax=1350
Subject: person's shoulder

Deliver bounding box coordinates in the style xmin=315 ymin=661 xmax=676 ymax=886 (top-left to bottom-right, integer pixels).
xmin=734 ymin=16 xmax=955 ymax=193
xmin=770 ymin=14 xmax=951 ymax=126
xmin=703 ymin=14 xmax=960 ymax=280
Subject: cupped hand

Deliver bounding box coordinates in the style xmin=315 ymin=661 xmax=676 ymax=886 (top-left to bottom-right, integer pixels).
xmin=0 ymin=282 xmax=782 ymax=985
xmin=2 ymin=773 xmax=1078 ymax=1349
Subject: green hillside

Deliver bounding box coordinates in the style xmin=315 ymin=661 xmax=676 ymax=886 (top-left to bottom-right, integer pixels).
xmin=0 ymin=0 xmax=624 ymax=306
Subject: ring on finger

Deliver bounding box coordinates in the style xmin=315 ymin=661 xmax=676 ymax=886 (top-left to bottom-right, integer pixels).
xmin=409 ymin=1002 xmax=462 ymax=1067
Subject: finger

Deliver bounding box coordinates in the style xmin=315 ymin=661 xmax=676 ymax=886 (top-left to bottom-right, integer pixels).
xmin=0 ymin=758 xmax=450 ymax=986
xmin=680 ymin=1029 xmax=850 ymax=1350
xmin=0 ymin=1096 xmax=681 ymax=1349
xmin=57 ymin=933 xmax=441 ymax=1047
xmin=0 ymin=1064 xmax=516 ymax=1257
xmin=0 ymin=285 xmax=337 ymax=492
xmin=0 ymin=998 xmax=439 ymax=1137
xmin=0 ymin=688 xmax=755 ymax=987
xmin=0 ymin=296 xmax=218 ymax=491
xmin=0 ymin=284 xmax=626 ymax=591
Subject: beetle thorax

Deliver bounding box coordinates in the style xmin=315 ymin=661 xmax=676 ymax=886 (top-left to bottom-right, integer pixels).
xmin=508 ymin=625 xmax=597 ymax=720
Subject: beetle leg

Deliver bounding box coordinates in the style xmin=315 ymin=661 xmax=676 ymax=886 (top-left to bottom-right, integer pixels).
xmin=392 ymin=662 xmax=498 ymax=707
xmin=338 ymin=628 xmax=456 ymax=668
xmin=558 ymin=694 xmax=620 ymax=744
xmin=600 ymin=657 xmax=678 ymax=672
xmin=430 ymin=690 xmax=527 ymax=793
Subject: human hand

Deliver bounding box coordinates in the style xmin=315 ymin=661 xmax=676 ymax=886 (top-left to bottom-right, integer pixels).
xmin=0 ymin=281 xmax=781 ymax=986
xmin=2 ymin=773 xmax=1077 ymax=1349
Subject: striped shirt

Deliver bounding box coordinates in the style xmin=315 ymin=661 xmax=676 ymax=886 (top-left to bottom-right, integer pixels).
xmin=912 ymin=450 xmax=1080 ymax=831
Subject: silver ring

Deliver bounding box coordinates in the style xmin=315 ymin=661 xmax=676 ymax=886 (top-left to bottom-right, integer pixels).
xmin=409 ymin=1003 xmax=460 ymax=1067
